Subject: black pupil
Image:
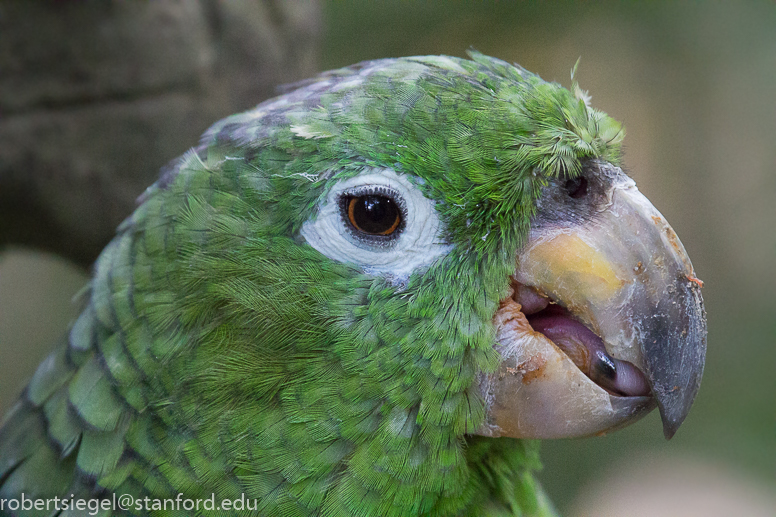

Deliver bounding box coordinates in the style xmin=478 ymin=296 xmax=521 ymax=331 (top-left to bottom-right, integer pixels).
xmin=351 ymin=195 xmax=399 ymax=234
xmin=564 ymin=176 xmax=588 ymax=199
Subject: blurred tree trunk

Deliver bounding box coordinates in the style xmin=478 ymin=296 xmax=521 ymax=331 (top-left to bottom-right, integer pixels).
xmin=0 ymin=0 xmax=321 ymax=268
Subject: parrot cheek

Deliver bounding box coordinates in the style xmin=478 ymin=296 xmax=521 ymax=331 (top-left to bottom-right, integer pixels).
xmin=477 ymin=164 xmax=706 ymax=440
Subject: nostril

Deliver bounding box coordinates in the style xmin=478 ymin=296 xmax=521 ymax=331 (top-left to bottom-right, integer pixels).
xmin=564 ymin=176 xmax=588 ymax=199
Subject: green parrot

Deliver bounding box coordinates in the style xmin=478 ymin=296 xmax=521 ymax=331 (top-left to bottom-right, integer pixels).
xmin=0 ymin=52 xmax=706 ymax=517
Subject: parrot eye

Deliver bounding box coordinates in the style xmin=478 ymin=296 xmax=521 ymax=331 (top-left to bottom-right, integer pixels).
xmin=344 ymin=194 xmax=402 ymax=236
xmin=564 ymin=176 xmax=588 ymax=199
xmin=338 ymin=186 xmax=406 ymax=243
xmin=300 ymin=167 xmax=451 ymax=282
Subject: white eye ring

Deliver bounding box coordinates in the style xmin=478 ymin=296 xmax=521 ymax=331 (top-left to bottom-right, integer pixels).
xmin=301 ymin=167 xmax=452 ymax=283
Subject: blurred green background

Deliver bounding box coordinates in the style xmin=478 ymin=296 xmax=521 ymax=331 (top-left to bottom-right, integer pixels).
xmin=1 ymin=1 xmax=774 ymax=515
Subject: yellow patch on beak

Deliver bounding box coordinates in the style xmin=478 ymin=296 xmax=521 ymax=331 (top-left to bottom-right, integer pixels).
xmin=518 ymin=232 xmax=627 ymax=308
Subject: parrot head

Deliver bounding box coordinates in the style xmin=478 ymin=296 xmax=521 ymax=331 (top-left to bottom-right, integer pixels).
xmin=0 ymin=52 xmax=706 ymax=515
xmin=173 ymin=51 xmax=704 ymax=442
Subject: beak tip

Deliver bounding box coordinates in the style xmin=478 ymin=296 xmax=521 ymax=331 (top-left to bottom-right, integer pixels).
xmin=660 ymin=414 xmax=682 ymax=440
xmin=655 ymin=377 xmax=701 ymax=440
xmin=644 ymin=283 xmax=707 ymax=442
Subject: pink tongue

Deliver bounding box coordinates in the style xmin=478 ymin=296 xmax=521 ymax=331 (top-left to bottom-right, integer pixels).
xmin=528 ymin=305 xmax=603 ymax=354
xmin=527 ymin=305 xmax=651 ymax=397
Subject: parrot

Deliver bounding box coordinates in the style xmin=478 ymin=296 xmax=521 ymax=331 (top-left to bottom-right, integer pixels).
xmin=0 ymin=52 xmax=706 ymax=517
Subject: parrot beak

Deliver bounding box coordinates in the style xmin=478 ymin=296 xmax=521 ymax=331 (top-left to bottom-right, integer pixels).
xmin=477 ymin=162 xmax=706 ymax=440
